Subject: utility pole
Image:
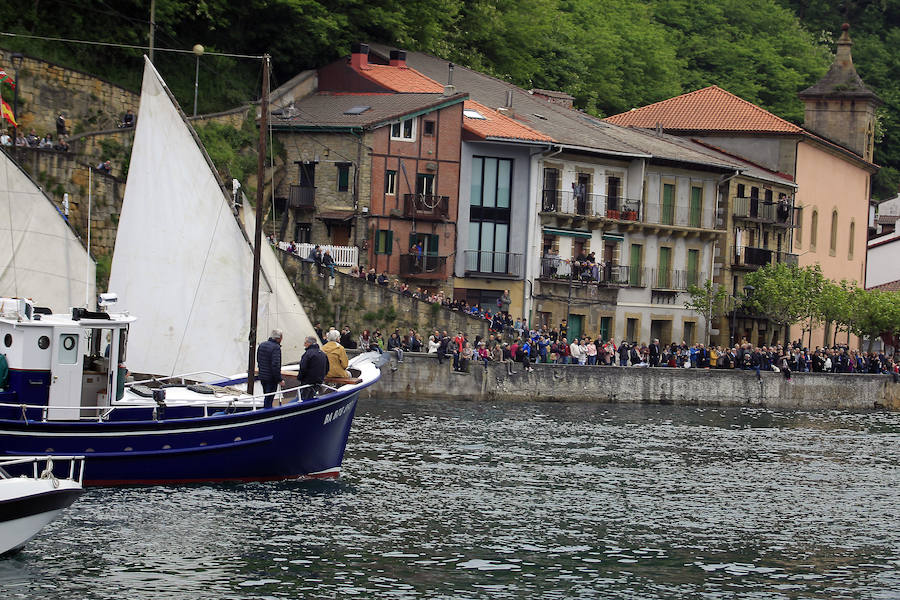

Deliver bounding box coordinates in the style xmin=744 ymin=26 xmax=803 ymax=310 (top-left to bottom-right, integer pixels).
xmin=149 ymin=0 xmax=156 ymax=63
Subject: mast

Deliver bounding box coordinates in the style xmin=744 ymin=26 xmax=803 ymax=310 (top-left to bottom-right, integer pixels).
xmin=247 ymin=54 xmax=270 ymax=391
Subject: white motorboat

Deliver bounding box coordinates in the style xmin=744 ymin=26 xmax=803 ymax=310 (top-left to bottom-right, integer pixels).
xmin=0 ymin=456 xmax=85 ymax=555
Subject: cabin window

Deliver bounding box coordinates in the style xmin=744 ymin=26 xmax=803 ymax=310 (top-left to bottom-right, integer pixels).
xmin=58 ymin=334 xmax=79 ymax=364
xmin=38 ymin=335 xmax=50 ymax=350
xmin=3 ymin=333 xmax=10 ymax=347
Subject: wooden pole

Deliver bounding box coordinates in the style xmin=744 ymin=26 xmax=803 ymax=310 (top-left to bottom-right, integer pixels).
xmin=247 ymin=55 xmax=269 ymax=392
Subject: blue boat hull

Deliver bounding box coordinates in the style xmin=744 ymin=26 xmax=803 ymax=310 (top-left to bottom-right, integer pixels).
xmin=0 ymin=390 xmax=360 ymax=486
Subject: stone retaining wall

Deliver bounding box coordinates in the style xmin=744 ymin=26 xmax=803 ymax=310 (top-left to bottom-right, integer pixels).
xmin=360 ymin=352 xmax=900 ymax=410
xmin=278 ymin=250 xmax=492 ymax=338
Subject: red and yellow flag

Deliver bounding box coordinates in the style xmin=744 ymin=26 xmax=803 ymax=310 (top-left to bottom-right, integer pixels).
xmin=1 ymin=99 xmax=15 ymax=126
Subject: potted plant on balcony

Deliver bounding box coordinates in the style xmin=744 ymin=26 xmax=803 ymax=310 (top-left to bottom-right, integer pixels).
xmin=623 ymin=209 xmax=637 ymax=221
xmin=606 ymin=208 xmax=620 ymax=219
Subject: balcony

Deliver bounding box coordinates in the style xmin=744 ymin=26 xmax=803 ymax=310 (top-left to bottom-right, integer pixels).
xmin=732 ymin=245 xmax=799 ymax=269
xmin=540 ymin=257 xmax=647 ymax=287
xmin=649 ymin=269 xmax=703 ymax=291
xmin=464 ymin=251 xmax=524 ymax=278
xmin=399 ymin=255 xmax=448 ymax=279
xmin=288 ymin=185 xmax=315 ymax=209
xmin=403 ymin=193 xmax=450 ymax=220
xmin=540 ymin=191 xmax=717 ymax=235
xmin=732 ymin=197 xmax=795 ymax=227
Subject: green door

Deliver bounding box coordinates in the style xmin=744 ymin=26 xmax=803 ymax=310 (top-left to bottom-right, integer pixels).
xmin=629 ymin=244 xmax=642 ymax=286
xmin=658 ymin=246 xmax=671 ymax=288
xmin=662 ymin=183 xmax=675 ymax=225
xmin=690 ymin=186 xmax=702 ymax=228
xmin=568 ymin=315 xmax=583 ymax=341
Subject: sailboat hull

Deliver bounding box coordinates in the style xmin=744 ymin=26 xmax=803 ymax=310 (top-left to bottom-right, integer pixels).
xmin=0 ymin=390 xmax=361 ymax=486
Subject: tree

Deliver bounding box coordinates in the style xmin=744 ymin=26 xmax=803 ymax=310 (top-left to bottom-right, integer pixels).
xmin=744 ymin=262 xmax=823 ymax=345
xmin=684 ymin=279 xmax=728 ymax=345
xmin=813 ymin=279 xmax=855 ymax=347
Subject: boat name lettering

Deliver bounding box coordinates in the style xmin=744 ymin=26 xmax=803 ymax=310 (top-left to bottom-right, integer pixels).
xmin=323 ymin=404 xmax=350 ymax=425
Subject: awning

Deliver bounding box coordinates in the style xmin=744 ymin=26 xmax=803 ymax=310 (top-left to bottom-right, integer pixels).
xmin=602 ymin=233 xmax=625 ymax=241
xmin=317 ymin=210 xmax=356 ymax=222
xmin=542 ymin=227 xmax=591 ymax=239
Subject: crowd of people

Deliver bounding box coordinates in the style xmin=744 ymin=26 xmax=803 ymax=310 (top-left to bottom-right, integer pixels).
xmin=329 ymin=318 xmax=899 ymax=379
xmin=1 ymin=109 xmax=135 ymax=154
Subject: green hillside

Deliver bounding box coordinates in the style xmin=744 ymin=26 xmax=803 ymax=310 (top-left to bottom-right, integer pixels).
xmin=3 ymin=0 xmax=897 ymax=196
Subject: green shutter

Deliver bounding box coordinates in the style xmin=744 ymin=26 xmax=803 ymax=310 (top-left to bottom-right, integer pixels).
xmin=662 ymin=183 xmax=675 ymax=225
xmin=629 ymin=244 xmax=642 ymax=286
xmin=687 ymin=249 xmax=699 ymax=287
xmin=658 ymin=247 xmax=671 ymax=288
xmin=690 ymin=186 xmax=702 ymax=228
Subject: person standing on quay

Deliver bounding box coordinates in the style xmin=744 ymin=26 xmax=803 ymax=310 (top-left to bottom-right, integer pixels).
xmin=257 ymin=329 xmax=284 ymax=409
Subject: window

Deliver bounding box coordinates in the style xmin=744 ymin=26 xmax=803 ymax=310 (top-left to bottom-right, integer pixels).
xmin=796 ymin=207 xmax=803 ymax=247
xmin=375 ymin=230 xmax=393 ymax=254
xmin=684 ymin=321 xmax=696 ymax=344
xmin=811 ymin=209 xmax=818 ymax=250
xmin=468 ymin=156 xmax=514 ymax=274
xmin=830 ymin=209 xmax=838 ymax=254
xmin=294 ymin=222 xmax=311 ymax=244
xmin=391 ymin=117 xmax=416 ymax=141
xmin=464 ymin=108 xmax=487 ymax=120
xmin=607 ymin=176 xmax=621 ymax=212
xmin=689 ymin=185 xmax=702 ymax=228
xmin=337 ymin=163 xmax=350 ymax=192
xmin=58 ymin=333 xmax=79 ymax=364
xmin=849 ymin=221 xmax=855 ymax=259
xmin=423 ymin=120 xmax=435 ymax=136
xmin=736 ymin=183 xmax=745 ymax=198
xmin=385 ymin=170 xmax=396 ymax=195
xmin=298 ymin=161 xmax=315 ymax=187
xmin=416 ymin=173 xmax=435 ymax=196
xmin=626 ymin=318 xmax=638 ymax=342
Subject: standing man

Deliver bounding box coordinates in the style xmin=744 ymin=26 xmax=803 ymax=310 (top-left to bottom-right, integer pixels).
xmin=56 ymin=112 xmax=67 ymax=137
xmin=499 ymin=289 xmax=512 ymax=315
xmin=649 ymin=338 xmax=661 ymax=367
xmin=299 ymin=335 xmax=328 ymax=400
xmin=256 ymin=329 xmax=284 ymax=409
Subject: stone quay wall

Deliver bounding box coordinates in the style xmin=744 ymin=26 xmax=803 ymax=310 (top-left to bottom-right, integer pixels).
xmin=359 ymin=352 xmax=900 ymax=411
xmin=278 ymin=250 xmax=491 ymax=338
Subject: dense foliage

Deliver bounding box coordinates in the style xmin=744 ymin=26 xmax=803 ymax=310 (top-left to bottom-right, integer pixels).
xmin=3 ymin=0 xmax=899 ymax=196
xmin=743 ymin=262 xmax=900 ymax=347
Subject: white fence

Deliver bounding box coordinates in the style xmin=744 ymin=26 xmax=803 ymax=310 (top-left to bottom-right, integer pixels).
xmin=278 ymin=242 xmax=359 ymax=267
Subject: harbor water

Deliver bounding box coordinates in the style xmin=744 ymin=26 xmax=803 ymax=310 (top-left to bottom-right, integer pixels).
xmin=2 ymin=397 xmax=899 ymax=599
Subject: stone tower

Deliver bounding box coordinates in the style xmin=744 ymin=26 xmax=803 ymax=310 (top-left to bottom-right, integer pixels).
xmin=798 ymin=23 xmax=881 ymax=162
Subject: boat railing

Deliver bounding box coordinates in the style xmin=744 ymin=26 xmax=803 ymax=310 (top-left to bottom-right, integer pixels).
xmin=0 ymin=455 xmax=86 ymax=484
xmin=0 ymin=378 xmax=340 ymax=422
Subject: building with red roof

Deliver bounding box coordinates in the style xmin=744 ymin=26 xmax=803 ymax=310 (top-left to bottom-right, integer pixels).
xmin=605 ymin=25 xmax=879 ymax=348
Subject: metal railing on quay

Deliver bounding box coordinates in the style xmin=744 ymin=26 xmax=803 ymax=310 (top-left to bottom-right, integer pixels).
xmin=464 ymin=250 xmax=524 ymax=277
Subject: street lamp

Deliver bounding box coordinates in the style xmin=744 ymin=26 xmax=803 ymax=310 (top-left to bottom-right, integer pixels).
xmin=192 ymin=44 xmax=204 ymax=117
xmin=10 ymin=52 xmax=23 ymax=146
xmin=730 ymin=284 xmax=755 ymax=347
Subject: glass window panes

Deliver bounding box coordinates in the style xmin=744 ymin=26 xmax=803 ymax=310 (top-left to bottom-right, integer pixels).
xmin=497 ymin=160 xmax=511 ymax=208
xmin=483 ymin=158 xmax=497 ymax=207
xmin=470 ymin=158 xmax=483 ymax=206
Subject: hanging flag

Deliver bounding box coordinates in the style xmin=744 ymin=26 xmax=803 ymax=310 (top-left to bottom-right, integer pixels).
xmin=0 ymin=69 xmax=15 ymax=89
xmin=1 ymin=99 xmax=16 ymax=126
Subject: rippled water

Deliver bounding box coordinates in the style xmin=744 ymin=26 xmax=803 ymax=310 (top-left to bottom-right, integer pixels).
xmin=2 ymin=399 xmax=899 ymax=599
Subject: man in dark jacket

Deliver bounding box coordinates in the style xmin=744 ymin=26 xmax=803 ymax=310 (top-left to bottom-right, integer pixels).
xmin=257 ymin=329 xmax=283 ymax=409
xmin=649 ymin=339 xmax=661 ymax=367
xmin=299 ymin=335 xmax=329 ymax=400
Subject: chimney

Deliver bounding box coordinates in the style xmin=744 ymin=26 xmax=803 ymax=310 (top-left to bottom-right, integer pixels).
xmin=350 ymin=42 xmax=369 ymax=70
xmin=443 ymin=84 xmax=456 ymax=97
xmin=389 ymin=50 xmax=407 ymax=68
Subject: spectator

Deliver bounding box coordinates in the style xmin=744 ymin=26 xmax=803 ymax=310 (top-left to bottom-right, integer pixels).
xmin=97 ymin=160 xmax=112 ymax=173
xmin=0 ymin=130 xmax=10 ymax=146
xmin=340 ymin=326 xmax=356 ymax=349
xmin=15 ymin=133 xmax=26 ymax=147
xmin=322 ymin=328 xmax=350 ymax=379
xmin=56 ymin=113 xmax=68 ymax=137
xmin=121 ymin=109 xmax=135 ymax=128
xmin=39 ymin=133 xmax=53 ymax=149
xmin=25 ymin=130 xmax=39 ymax=147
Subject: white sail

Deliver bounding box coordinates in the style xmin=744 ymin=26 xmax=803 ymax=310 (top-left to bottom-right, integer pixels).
xmin=109 ymin=57 xmax=313 ymax=378
xmin=0 ymin=150 xmax=95 ymax=310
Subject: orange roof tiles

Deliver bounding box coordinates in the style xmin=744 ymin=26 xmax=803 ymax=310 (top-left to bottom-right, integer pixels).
xmin=867 ymin=278 xmax=900 ymax=292
xmin=462 ymin=100 xmax=553 ymax=142
xmin=604 ymin=85 xmax=803 ymax=134
xmin=355 ymin=63 xmax=444 ymax=93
